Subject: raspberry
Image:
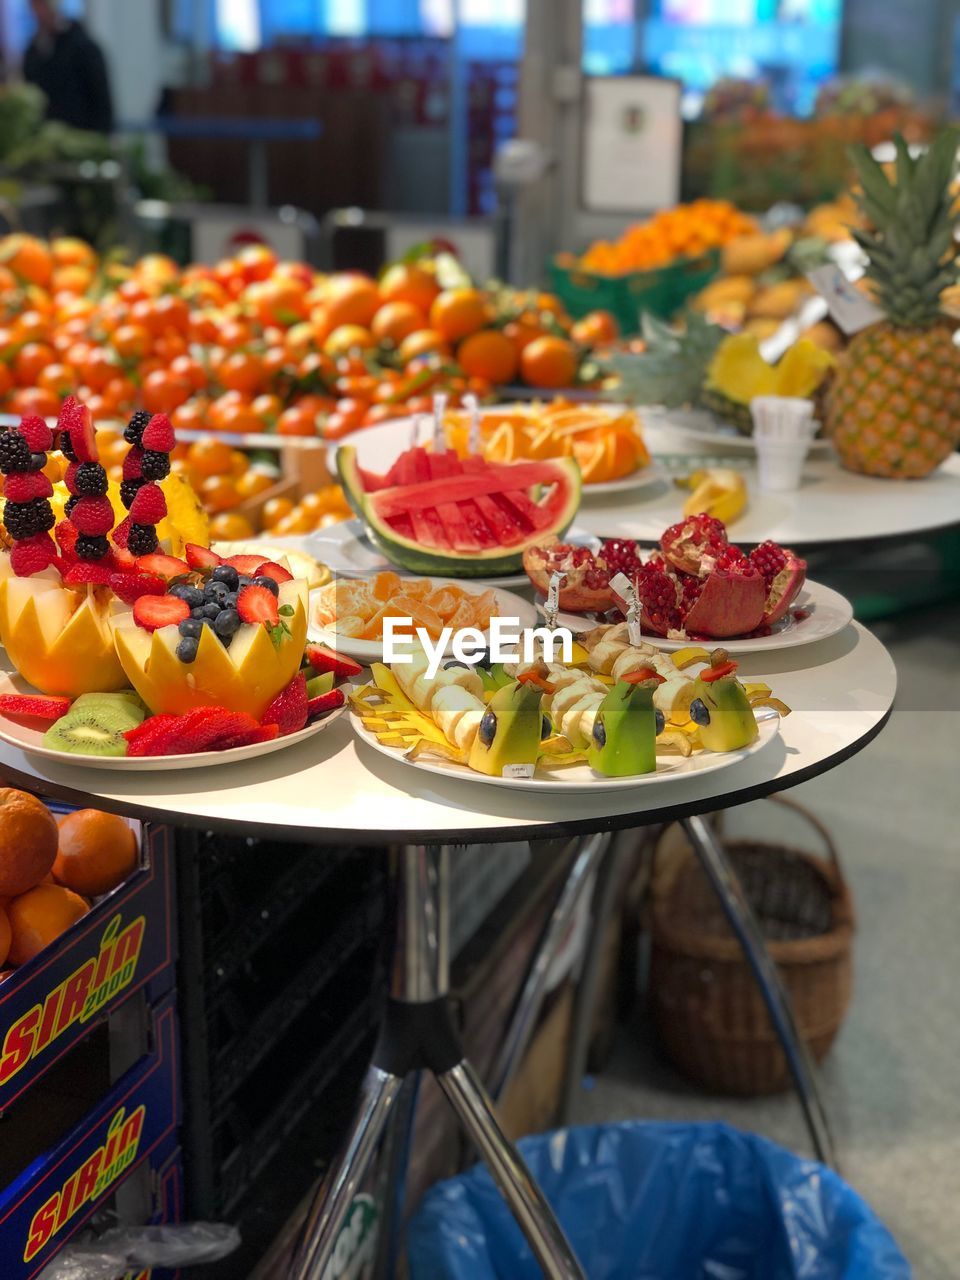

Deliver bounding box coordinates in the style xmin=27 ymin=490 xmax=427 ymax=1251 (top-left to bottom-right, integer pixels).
xmin=71 ymin=496 xmax=115 ymax=536
xmin=3 ymin=472 xmax=52 ymax=502
xmin=140 ymin=451 xmax=171 ymax=480
xmin=123 ymin=410 xmax=151 ymax=446
xmin=0 ymin=431 xmax=30 ymax=473
xmin=129 ymin=524 xmax=159 ymax=556
xmin=122 ymin=448 xmax=145 ymax=481
xmin=128 ymin=483 xmax=167 ymax=525
xmin=10 ymin=532 xmax=57 ymax=576
xmin=74 ymin=462 xmax=108 ymax=497
xmin=120 ymin=479 xmax=145 ymax=510
xmin=109 ymin=571 xmax=167 ymax=604
xmin=141 ymin=414 xmax=175 ymax=452
xmin=261 ymin=672 xmax=308 ymax=735
xmin=112 ymin=515 xmax=131 ymax=548
xmin=76 ymin=534 xmax=110 ymax=561
xmin=18 ymin=415 xmax=53 ymax=452
xmin=64 ymin=461 xmax=79 ymax=492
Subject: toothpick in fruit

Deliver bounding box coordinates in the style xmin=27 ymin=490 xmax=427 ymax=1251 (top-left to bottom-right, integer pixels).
xmin=432 ymin=391 xmax=448 ymax=454
xmin=610 ymin=572 xmax=643 ymax=645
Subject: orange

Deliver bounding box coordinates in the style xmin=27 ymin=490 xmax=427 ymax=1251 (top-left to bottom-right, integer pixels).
xmin=142 ymin=368 xmax=192 ymax=414
xmin=171 ymin=398 xmax=209 ymax=432
xmin=379 ymin=262 xmax=439 ymax=314
xmin=0 ymin=235 xmax=53 ymax=288
xmin=430 ymin=288 xmax=490 ymax=344
xmin=13 ymin=341 xmax=56 ymax=387
xmin=262 ymin=496 xmax=294 ymax=528
xmin=371 ymin=301 xmax=425 ymax=346
xmin=0 ymin=907 xmax=9 ymax=966
xmin=571 ymin=310 xmax=619 ymax=346
xmin=52 ymin=265 xmax=93 ymax=295
xmin=520 ymin=335 xmax=577 ymax=389
xmin=456 ymin=329 xmax=518 ymax=385
xmin=51 ymin=236 xmax=97 ymax=270
xmin=0 ymin=363 xmax=13 ymax=398
xmin=219 ymin=351 xmax=265 ymax=395
xmin=111 ymin=323 xmax=152 ymax=359
xmin=277 ymin=405 xmax=320 ymax=437
xmin=0 ymin=789 xmax=60 ymax=897
xmin=200 ymin=475 xmax=239 ymax=513
xmin=398 ymin=329 xmax=449 ymax=365
xmin=187 ymin=437 xmax=234 ymax=478
xmin=236 ymin=469 xmax=275 ymax=499
xmin=323 ymin=274 xmax=381 ymax=330
xmin=53 ymin=810 xmax=138 ymax=897
xmin=6 ymin=885 xmax=89 ymax=966
xmin=210 ymin=512 xmax=255 ymax=541
xmin=36 ymin=362 xmax=77 ymax=398
xmin=324 ymin=325 xmax=375 ymax=356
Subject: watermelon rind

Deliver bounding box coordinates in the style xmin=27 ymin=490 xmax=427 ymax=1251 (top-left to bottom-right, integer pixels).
xmin=337 ymin=446 xmax=581 ymax=578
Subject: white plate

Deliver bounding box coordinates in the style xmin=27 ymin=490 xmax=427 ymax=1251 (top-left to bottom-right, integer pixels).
xmin=305 ymin=519 xmax=600 ymax=589
xmin=643 ymin=406 xmax=835 ymax=456
xmin=0 ymin=667 xmax=349 ymax=771
xmin=352 ymin=703 xmax=779 ymax=793
xmin=328 ymin=408 xmax=659 ymax=493
xmin=538 ymin=579 xmax=854 ymax=655
xmin=308 ymin=580 xmax=538 ymax=663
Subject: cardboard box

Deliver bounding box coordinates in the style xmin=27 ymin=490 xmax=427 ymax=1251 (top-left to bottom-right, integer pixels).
xmin=0 ymin=993 xmax=180 ymax=1278
xmin=0 ymin=819 xmax=176 ymax=1114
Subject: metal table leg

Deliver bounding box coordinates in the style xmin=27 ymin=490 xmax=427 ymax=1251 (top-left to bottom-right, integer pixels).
xmin=681 ymin=815 xmax=838 ymax=1169
xmin=291 ymin=844 xmax=586 ymax=1280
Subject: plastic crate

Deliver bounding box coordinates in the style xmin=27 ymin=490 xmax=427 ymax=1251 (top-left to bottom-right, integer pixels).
xmin=0 ymin=993 xmax=180 ymax=1279
xmin=549 ymin=250 xmax=719 ymax=333
xmin=0 ymin=819 xmax=176 ymax=1114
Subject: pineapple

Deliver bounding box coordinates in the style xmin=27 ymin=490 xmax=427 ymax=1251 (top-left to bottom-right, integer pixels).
xmin=826 ymin=130 xmax=960 ymax=478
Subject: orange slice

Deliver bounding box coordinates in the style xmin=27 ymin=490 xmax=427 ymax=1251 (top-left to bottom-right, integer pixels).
xmin=372 ymin=571 xmax=403 ymax=601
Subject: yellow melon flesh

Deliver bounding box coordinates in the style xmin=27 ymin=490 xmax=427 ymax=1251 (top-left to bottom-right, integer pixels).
xmin=0 ymin=578 xmax=128 ymax=696
xmin=113 ymin=581 xmax=308 ymax=719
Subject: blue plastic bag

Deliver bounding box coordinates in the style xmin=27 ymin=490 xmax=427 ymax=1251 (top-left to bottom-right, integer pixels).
xmin=407 ymin=1121 xmax=910 ymax=1279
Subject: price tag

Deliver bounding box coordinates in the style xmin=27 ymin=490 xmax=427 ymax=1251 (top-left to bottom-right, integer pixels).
xmin=806 ymin=264 xmax=883 ymax=335
xmin=544 ymin=570 xmax=566 ymax=630
xmin=502 ymin=762 xmax=536 ymax=779
xmin=463 ymin=392 xmax=481 ymax=454
xmin=432 ymin=392 xmax=448 ymax=453
xmin=609 ymin=572 xmax=643 ymax=645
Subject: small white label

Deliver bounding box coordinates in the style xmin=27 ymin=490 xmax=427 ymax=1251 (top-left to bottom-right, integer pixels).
xmin=432 ymin=391 xmax=448 ymax=453
xmin=806 ymin=264 xmax=883 ymax=335
xmin=502 ymin=762 xmax=536 ymax=779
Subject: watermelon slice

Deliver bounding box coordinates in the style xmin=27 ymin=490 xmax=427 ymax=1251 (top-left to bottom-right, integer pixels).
xmin=337 ymin=445 xmax=581 ymax=578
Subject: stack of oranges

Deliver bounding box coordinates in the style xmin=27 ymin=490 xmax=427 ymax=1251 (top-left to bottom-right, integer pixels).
xmin=0 ymin=791 xmax=137 ymax=976
xmin=0 ymin=237 xmax=613 ymax=444
xmin=575 ymin=200 xmax=759 ymax=276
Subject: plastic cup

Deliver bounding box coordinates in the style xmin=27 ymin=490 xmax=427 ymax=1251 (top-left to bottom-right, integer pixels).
xmin=755 ymin=438 xmax=812 ymax=492
xmin=751 ymin=396 xmax=817 ymax=493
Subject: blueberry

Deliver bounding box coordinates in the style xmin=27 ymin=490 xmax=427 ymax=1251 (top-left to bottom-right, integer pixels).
xmin=191 ymin=605 xmax=206 ymax=619
xmin=222 ymin=591 xmax=238 ymax=609
xmin=220 ymin=631 xmax=233 ymax=649
xmin=238 ymin=575 xmax=252 ymax=588
xmin=202 ymin=602 xmax=222 ymax=620
xmin=214 ymin=608 xmax=240 ymax=637
xmin=176 ymin=637 xmax=198 ymax=664
xmin=171 ymin=584 xmax=204 ymax=609
xmin=689 ymin=697 xmax=711 ymax=726
xmin=541 ymin=714 xmax=552 ymax=740
xmin=211 ymin=564 xmax=239 ymax=590
xmin=27 ymin=451 xmax=46 ymax=472
xmin=205 ymin=581 xmax=229 ymax=604
xmin=444 ymin=659 xmax=470 ymax=670
xmin=478 ymin=709 xmax=497 ymax=747
xmin=252 ymin=575 xmax=280 ymax=596
xmin=655 ymin=709 xmax=665 ymax=735
xmin=179 ymin=617 xmax=203 ymax=639
xmin=592 ymin=717 xmax=607 ymax=748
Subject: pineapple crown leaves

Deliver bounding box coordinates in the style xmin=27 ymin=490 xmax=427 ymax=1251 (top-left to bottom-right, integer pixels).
xmin=847 ymin=128 xmax=960 ymax=326
xmin=609 ymin=311 xmax=726 ymax=409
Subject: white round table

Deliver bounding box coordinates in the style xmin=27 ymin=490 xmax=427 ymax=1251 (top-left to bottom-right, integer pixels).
xmin=578 ymin=425 xmax=960 ymax=545
xmin=0 ymin=622 xmax=895 ymax=844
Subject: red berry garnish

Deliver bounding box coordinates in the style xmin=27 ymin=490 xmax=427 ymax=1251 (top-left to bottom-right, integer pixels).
xmin=236 ymin=584 xmax=279 ymax=626
xmin=18 ymin=415 xmax=53 ymax=452
xmin=225 ymin=554 xmax=268 ymax=576
xmin=122 ymin=447 xmax=145 ymax=480
xmin=140 ymin=414 xmax=175 ymax=452
xmin=63 ymin=563 xmax=112 ymax=587
xmin=10 ymin=533 xmax=57 ymax=577
xmin=112 ymin=515 xmax=131 ymax=549
xmin=71 ymin=496 xmax=115 ymax=536
xmin=254 ymin=560 xmax=294 ymax=584
xmin=55 ymin=519 xmax=79 ymax=560
xmin=185 ymin=543 xmax=222 ymax=571
xmin=307 ymin=688 xmax=346 ymax=719
xmin=57 ymin=397 xmax=98 ymax=462
xmin=261 ymin=672 xmax=308 ymax=735
xmin=133 ymin=593 xmax=190 ymax=631
xmin=3 ymin=472 xmax=53 ymax=502
xmin=128 ymin=483 xmax=167 ymax=524
xmin=134 ymin=552 xmax=190 ymax=580
xmin=109 ymin=571 xmax=167 ymax=604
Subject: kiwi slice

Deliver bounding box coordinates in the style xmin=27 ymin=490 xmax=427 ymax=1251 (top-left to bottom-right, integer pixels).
xmin=43 ymin=703 xmax=135 ymax=757
xmin=70 ymin=692 xmax=146 ymax=729
xmin=306 ymin=672 xmax=335 ymax=698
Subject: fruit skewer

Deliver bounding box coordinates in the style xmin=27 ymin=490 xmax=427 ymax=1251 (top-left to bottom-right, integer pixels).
xmin=0 ymin=416 xmax=57 ymax=575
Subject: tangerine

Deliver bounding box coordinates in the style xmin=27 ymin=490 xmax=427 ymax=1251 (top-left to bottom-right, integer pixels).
xmin=262 ymin=496 xmax=294 ymax=528
xmin=371 ymin=301 xmax=425 ymax=346
xmin=379 ymin=262 xmax=439 ymax=313
xmin=0 ymin=789 xmax=60 ymax=897
xmin=0 ymin=909 xmax=8 ymax=966
xmin=188 ymin=437 xmax=234 ymax=478
xmin=430 ymin=288 xmax=490 ymax=344
xmin=6 ymin=884 xmax=89 ymax=966
xmin=324 ymin=325 xmax=375 ymax=356
xmin=571 ymin=310 xmax=619 ymax=346
xmin=398 ymin=329 xmax=449 ymax=365
xmin=209 ymin=512 xmax=255 ymax=541
xmin=200 ymin=475 xmax=240 ymax=513
xmin=520 ymin=335 xmax=577 ymax=389
xmin=53 ymin=810 xmax=138 ymax=897
xmin=456 ymin=329 xmax=518 ymax=385
xmin=219 ymin=351 xmax=265 ymax=395
xmin=0 ymin=235 xmax=53 ymax=288
xmin=323 ymin=274 xmax=381 ymax=330
xmin=142 ymin=368 xmax=192 ymax=414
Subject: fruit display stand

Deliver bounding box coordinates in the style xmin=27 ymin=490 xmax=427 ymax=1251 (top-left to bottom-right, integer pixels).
xmin=0 ymin=617 xmax=896 ymax=1279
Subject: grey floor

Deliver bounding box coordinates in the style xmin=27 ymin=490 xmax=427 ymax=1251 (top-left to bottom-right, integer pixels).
xmin=570 ymin=601 xmax=960 ymax=1279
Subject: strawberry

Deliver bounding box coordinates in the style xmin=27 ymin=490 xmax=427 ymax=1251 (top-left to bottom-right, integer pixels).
xmin=130 ymin=707 xmax=268 ymax=756
xmin=237 ymin=584 xmax=279 ymax=626
xmin=307 ymin=688 xmax=346 ymax=719
xmin=109 ymin=544 xmax=137 ymax=572
xmin=133 ymin=593 xmax=190 ymax=631
xmin=225 ymin=554 xmax=268 ymax=576
xmin=254 ymin=560 xmax=294 ymax=584
xmin=305 ymin=644 xmax=363 ymax=680
xmin=141 ymin=414 xmax=175 ymax=452
xmin=3 ymin=472 xmax=53 ymax=503
xmin=129 ymin=483 xmax=167 ymax=524
xmin=64 ymin=563 xmax=112 ymax=587
xmin=10 ymin=534 xmax=57 ymax=577
xmin=0 ymin=693 xmax=71 ymax=721
xmin=261 ymin=672 xmax=308 ymax=735
xmin=124 ymin=715 xmax=181 ymax=756
xmin=18 ymin=415 xmax=53 ymax=452
xmin=217 ymin=721 xmax=280 ymax=750
xmin=134 ymin=553 xmax=190 ymax=580
xmin=112 ymin=516 xmax=131 ymax=549
xmin=57 ymin=397 xmax=98 ymax=462
xmin=109 ymin=571 xmax=167 ymax=603
xmin=71 ymin=496 xmax=115 ymax=536
xmin=185 ymin=543 xmax=221 ymax=571
xmin=55 ymin=519 xmax=79 ymax=560
xmin=122 ymin=447 xmax=145 ymax=480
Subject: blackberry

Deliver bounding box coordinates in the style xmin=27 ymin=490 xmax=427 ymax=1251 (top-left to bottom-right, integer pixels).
xmin=123 ymin=410 xmax=151 ymax=446
xmin=60 ymin=432 xmax=78 ymax=463
xmin=32 ymin=498 xmax=55 ymax=533
xmin=74 ymin=462 xmax=108 ymax=497
xmin=77 ymin=534 xmax=110 ymax=560
xmin=27 ymin=452 xmax=47 ymax=472
xmin=128 ymin=523 xmax=158 ymax=556
xmin=0 ymin=432 xmax=30 ymax=473
xmin=120 ymin=478 xmax=145 ymax=510
xmin=2 ymin=501 xmax=42 ymax=539
xmin=140 ymin=450 xmax=171 ymax=481
xmin=65 ymin=495 xmax=80 ymax=518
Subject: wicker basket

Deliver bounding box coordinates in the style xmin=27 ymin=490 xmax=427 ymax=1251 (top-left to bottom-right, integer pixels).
xmin=648 ymin=797 xmax=855 ymax=1095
